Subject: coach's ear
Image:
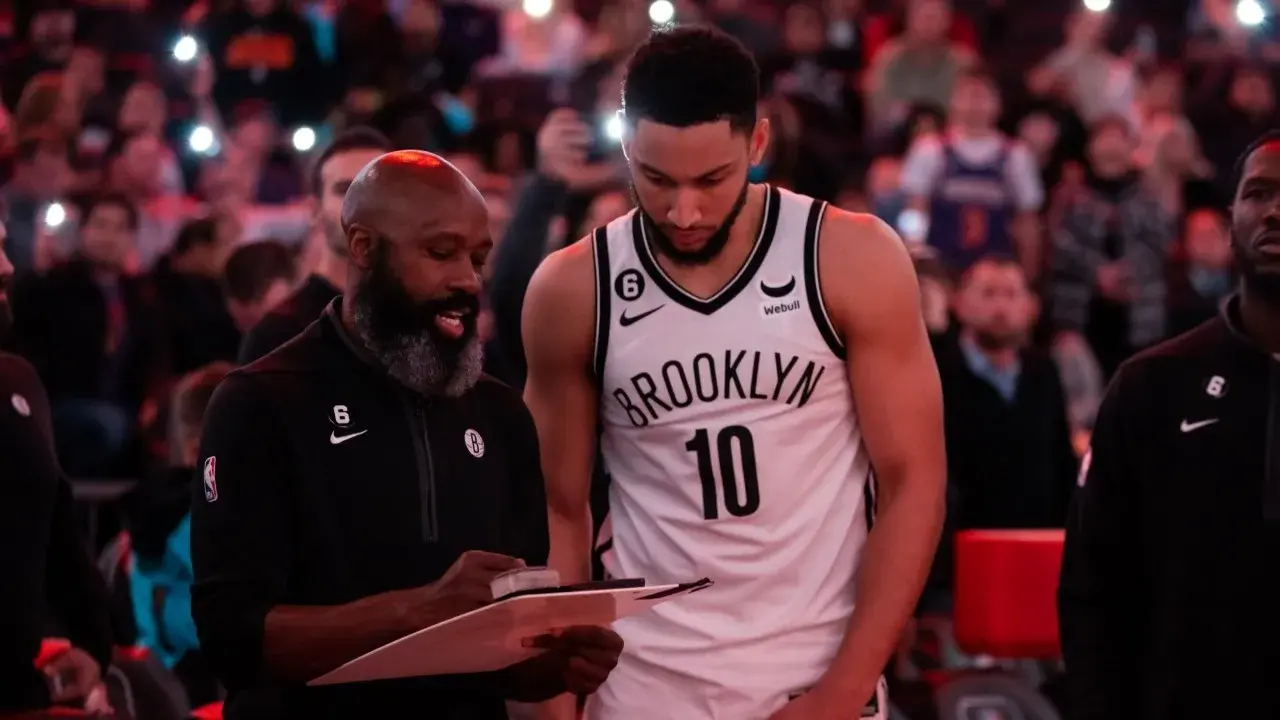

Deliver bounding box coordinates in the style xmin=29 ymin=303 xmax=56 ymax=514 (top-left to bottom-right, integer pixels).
xmin=749 ymin=117 xmax=770 ymax=167
xmin=346 ymin=224 xmax=375 ymax=271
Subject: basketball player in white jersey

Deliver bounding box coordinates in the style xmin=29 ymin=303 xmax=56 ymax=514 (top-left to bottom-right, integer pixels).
xmin=522 ymin=26 xmax=945 ymax=720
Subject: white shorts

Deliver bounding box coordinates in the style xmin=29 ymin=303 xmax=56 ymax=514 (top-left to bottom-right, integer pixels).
xmin=585 ymin=653 xmax=889 ymax=720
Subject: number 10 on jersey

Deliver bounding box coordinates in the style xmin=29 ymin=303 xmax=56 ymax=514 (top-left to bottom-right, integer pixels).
xmin=686 ymin=426 xmax=761 ymax=520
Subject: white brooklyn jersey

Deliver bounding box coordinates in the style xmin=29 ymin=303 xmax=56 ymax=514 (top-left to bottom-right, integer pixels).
xmin=588 ymin=186 xmax=878 ymax=719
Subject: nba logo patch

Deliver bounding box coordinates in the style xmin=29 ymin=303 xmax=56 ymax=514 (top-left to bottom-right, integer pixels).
xmin=203 ymin=457 xmax=218 ymax=502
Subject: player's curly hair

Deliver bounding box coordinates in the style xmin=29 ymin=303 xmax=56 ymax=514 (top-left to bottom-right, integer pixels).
xmin=622 ymin=25 xmax=759 ymax=135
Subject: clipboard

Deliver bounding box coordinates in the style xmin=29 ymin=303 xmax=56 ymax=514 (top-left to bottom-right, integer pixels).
xmin=309 ymin=578 xmax=713 ymax=686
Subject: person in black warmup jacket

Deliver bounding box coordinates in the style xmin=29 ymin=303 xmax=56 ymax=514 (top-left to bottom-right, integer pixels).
xmin=0 ymin=224 xmax=115 ymax=714
xmin=193 ymin=151 xmax=623 ymax=719
xmin=1060 ymin=131 xmax=1280 ymax=718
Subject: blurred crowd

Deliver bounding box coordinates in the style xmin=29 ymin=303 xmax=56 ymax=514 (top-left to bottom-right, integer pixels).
xmin=2 ymin=0 xmax=1279 ymax=715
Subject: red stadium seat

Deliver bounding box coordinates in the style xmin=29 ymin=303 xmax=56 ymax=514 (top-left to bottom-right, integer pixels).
xmin=190 ymin=702 xmax=224 ymax=720
xmin=34 ymin=639 xmax=72 ymax=669
xmin=113 ymin=645 xmax=151 ymax=663
xmin=953 ymin=529 xmax=1064 ymax=659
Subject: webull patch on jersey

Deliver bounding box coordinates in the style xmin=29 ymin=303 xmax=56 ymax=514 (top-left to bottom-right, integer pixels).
xmin=760 ymin=299 xmax=802 ymax=318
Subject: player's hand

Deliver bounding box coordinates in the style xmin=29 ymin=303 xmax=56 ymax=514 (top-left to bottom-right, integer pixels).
xmin=529 ymin=626 xmax=624 ymax=695
xmin=42 ymin=646 xmax=102 ymax=704
xmin=418 ymin=550 xmax=526 ymax=621
xmin=768 ymin=684 xmax=869 ymax=720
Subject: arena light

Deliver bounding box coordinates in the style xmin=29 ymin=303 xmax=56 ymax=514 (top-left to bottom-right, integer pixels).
xmin=188 ymin=124 xmax=216 ymax=155
xmin=173 ymin=35 xmax=198 ymax=63
xmin=292 ymin=126 xmax=317 ymax=152
xmin=1237 ymin=0 xmax=1266 ymax=27
xmin=1082 ymin=0 xmax=1110 ymax=12
xmin=649 ymin=0 xmax=675 ymax=24
xmin=523 ymin=0 xmax=553 ymax=19
xmin=43 ymin=202 xmax=66 ymax=229
xmin=603 ymin=113 xmax=623 ymax=142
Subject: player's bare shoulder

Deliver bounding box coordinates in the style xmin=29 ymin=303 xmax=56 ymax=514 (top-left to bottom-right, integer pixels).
xmin=815 ymin=207 xmax=922 ymax=336
xmin=522 ymin=235 xmax=599 ymax=364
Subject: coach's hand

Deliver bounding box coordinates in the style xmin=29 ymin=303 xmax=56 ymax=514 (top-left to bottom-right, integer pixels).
xmin=418 ymin=550 xmax=525 ymax=621
xmin=530 ymin=626 xmax=624 ymax=695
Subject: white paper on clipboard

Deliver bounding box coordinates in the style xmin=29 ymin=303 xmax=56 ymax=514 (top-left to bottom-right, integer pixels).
xmin=309 ymin=578 xmax=712 ymax=686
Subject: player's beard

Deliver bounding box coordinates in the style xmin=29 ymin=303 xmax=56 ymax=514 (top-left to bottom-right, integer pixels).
xmin=634 ymin=179 xmax=751 ymax=266
xmin=348 ymin=239 xmax=484 ymax=398
xmin=1233 ymin=232 xmax=1280 ymax=301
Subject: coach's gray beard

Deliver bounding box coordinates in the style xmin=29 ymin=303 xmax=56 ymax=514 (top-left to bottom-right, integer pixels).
xmin=349 ymin=297 xmax=486 ymax=398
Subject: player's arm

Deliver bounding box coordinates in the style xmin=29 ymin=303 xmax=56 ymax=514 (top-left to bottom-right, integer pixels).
xmin=1058 ymin=367 xmax=1144 ymax=720
xmin=521 ymin=239 xmax=600 ymax=718
xmin=812 ymin=211 xmax=947 ymax=710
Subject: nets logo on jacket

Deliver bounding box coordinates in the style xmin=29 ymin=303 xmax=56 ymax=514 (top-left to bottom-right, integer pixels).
xmin=203 ymin=457 xmax=218 ymax=502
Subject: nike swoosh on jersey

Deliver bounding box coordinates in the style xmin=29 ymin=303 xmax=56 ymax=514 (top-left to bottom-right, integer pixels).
xmin=760 ymin=276 xmax=796 ymax=298
xmin=1180 ymin=418 xmax=1219 ymax=432
xmin=619 ymin=305 xmax=665 ymax=327
xmin=330 ymin=429 xmax=369 ymax=444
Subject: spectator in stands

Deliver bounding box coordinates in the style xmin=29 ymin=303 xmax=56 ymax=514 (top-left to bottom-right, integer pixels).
xmin=227 ymin=105 xmax=306 ymax=206
xmin=1017 ymin=105 xmax=1069 ymax=194
xmin=867 ymin=153 xmax=904 ymax=225
xmin=1197 ymin=65 xmax=1279 ymax=204
xmin=198 ymin=0 xmax=326 ymax=127
xmin=1168 ymin=207 xmax=1234 ymax=336
xmin=126 ymin=361 xmax=233 ymax=708
xmin=765 ymin=0 xmax=864 ymax=151
xmin=1027 ymin=8 xmax=1136 ymax=128
xmin=822 ymin=0 xmax=867 ymax=71
xmin=865 ymin=0 xmax=975 ymax=135
xmin=939 ymin=255 xmax=1078 ymax=530
xmin=1050 ymin=116 xmax=1175 ymax=379
xmin=2 ymin=3 xmax=76 ymax=109
xmin=115 ymin=80 xmax=186 ymax=198
xmin=486 ymin=109 xmax=624 ymax=387
xmin=237 ymin=127 xmax=390 ymax=364
xmin=495 ymin=0 xmax=587 ymax=77
xmin=222 ymin=239 xmax=298 ymax=333
xmin=1139 ymin=113 xmax=1215 ymax=217
xmin=708 ymin=0 xmax=780 ymax=59
xmin=0 ymin=131 xmax=71 ymax=275
xmin=0 ymin=221 xmax=115 ymax=716
xmin=900 ymin=67 xmax=1044 ymax=275
xmin=105 ymin=131 xmax=202 ymax=269
xmin=10 ymin=192 xmax=167 ymax=476
xmin=152 ymin=217 xmax=242 ymax=375
xmin=861 ymin=0 xmax=976 ymax=69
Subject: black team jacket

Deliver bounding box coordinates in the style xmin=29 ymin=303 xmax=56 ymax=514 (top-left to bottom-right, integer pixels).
xmin=1059 ymin=294 xmax=1280 ymax=719
xmin=0 ymin=352 xmax=113 ymax=712
xmin=192 ymin=299 xmax=549 ymax=719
